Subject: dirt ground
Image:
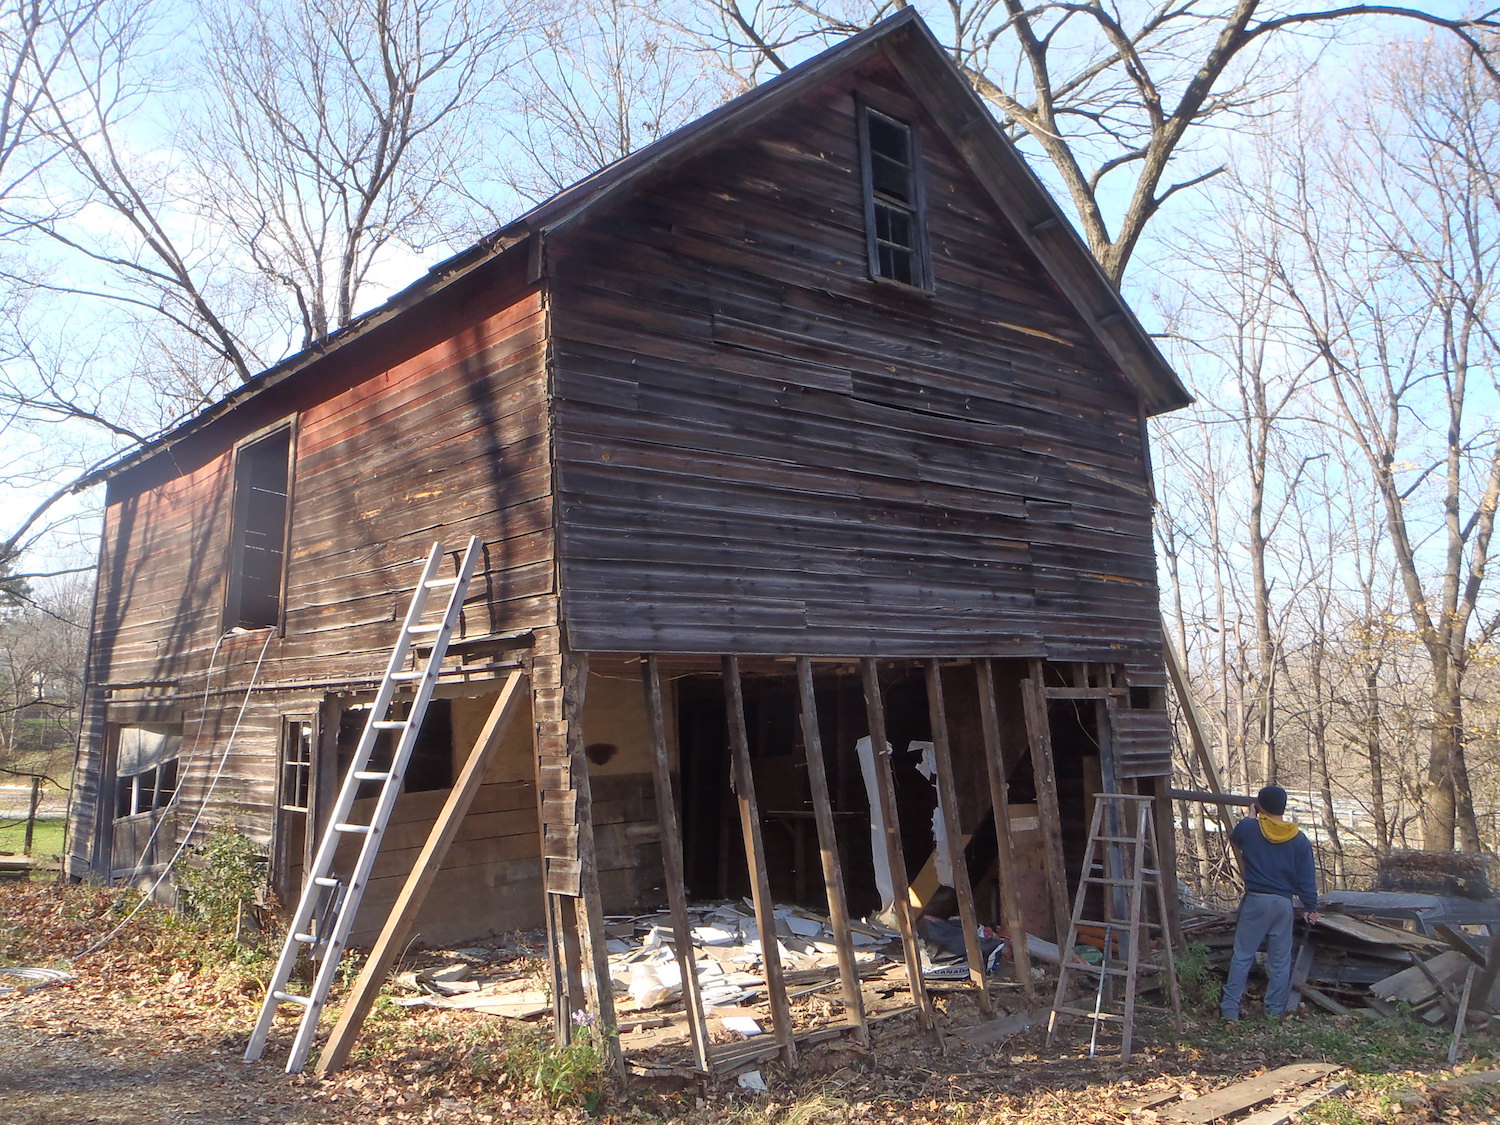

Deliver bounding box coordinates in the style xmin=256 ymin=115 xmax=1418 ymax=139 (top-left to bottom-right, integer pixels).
xmin=5 ymin=880 xmax=1500 ymax=1124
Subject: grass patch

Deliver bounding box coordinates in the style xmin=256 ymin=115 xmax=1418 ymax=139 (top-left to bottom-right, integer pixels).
xmin=0 ymin=817 xmax=65 ymax=860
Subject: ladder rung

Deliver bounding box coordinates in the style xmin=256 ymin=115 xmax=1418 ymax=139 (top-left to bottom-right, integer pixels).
xmin=423 ymin=576 xmax=461 ymax=588
xmin=1092 ymin=835 xmax=1142 ymax=843
xmin=353 ymin=771 xmax=392 ymax=782
xmin=406 ymin=623 xmax=444 ymax=634
xmin=1055 ymin=1006 xmax=1124 ymax=1021
xmin=273 ymin=991 xmax=314 ymax=1006
xmin=334 ymin=822 xmax=372 ymax=834
xmin=390 ymin=670 xmax=426 ymax=681
xmin=292 ymin=931 xmax=322 ymax=945
xmin=372 ymin=720 xmax=408 ymax=730
xmin=313 ymin=876 xmax=340 ymax=888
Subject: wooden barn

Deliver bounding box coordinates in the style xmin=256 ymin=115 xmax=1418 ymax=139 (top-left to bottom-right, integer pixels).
xmin=66 ymin=11 xmax=1190 ymax=1066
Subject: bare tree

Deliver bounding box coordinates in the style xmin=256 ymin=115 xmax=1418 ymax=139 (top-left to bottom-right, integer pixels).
xmin=186 ymin=0 xmax=530 ymax=351
xmin=684 ymin=0 xmax=1500 ymax=281
xmin=500 ymin=0 xmax=731 ymax=203
xmin=1252 ymin=39 xmax=1500 ymax=851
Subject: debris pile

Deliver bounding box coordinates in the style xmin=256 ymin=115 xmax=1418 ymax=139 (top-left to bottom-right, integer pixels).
xmin=1186 ymin=890 xmax=1500 ymax=1057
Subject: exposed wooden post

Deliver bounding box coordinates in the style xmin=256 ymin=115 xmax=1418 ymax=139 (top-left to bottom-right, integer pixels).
xmin=975 ymin=659 xmax=1034 ymax=1000
xmin=316 ymin=671 xmax=528 ymax=1076
xmin=860 ymin=658 xmax=936 ymax=1031
xmin=560 ymin=655 xmax=620 ymax=1071
xmin=723 ymin=656 xmax=797 ymax=1066
xmin=1022 ymin=659 xmax=1072 ymax=944
xmin=642 ymin=655 xmax=713 ymax=1073
xmin=924 ymin=660 xmax=994 ymax=1015
xmin=795 ymin=657 xmax=869 ymax=1045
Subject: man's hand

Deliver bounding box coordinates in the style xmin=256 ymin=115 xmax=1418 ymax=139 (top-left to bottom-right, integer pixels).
xmin=1306 ymin=911 xmax=1320 ymax=925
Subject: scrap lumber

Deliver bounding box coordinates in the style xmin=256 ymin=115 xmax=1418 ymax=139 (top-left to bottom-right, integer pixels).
xmin=1235 ymin=1081 xmax=1349 ymax=1125
xmin=1158 ymin=1064 xmax=1341 ymax=1124
xmin=1448 ymin=964 xmax=1478 ymax=1064
xmin=1369 ymin=950 xmax=1471 ymax=1006
xmin=1315 ymin=912 xmax=1444 ymax=953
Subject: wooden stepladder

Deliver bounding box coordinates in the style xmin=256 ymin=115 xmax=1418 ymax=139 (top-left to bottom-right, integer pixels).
xmin=246 ymin=538 xmax=480 ymax=1073
xmin=1046 ymin=794 xmax=1181 ymax=1059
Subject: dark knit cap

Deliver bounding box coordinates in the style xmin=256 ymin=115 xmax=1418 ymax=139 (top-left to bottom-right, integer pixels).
xmin=1256 ymin=785 xmax=1288 ymax=815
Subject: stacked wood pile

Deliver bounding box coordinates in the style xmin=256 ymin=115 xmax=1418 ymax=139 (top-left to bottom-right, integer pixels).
xmin=1186 ymin=904 xmax=1500 ymax=1059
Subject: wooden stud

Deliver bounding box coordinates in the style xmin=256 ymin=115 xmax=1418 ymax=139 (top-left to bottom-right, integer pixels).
xmin=924 ymin=660 xmax=994 ymax=1015
xmin=560 ymin=654 xmax=622 ymax=1073
xmin=1022 ymin=659 xmax=1072 ymax=945
xmin=642 ymin=655 xmax=713 ymax=1073
xmin=795 ymin=657 xmax=869 ymax=1045
xmin=723 ymin=655 xmax=798 ymax=1066
xmin=316 ymin=671 xmax=529 ymax=1076
xmin=860 ymin=658 xmax=936 ymax=1031
xmin=975 ymin=659 xmax=1034 ymax=1000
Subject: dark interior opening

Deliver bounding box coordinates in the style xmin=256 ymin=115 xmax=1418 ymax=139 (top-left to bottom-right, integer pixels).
xmin=226 ymin=427 xmax=292 ymax=630
xmin=336 ymin=697 xmax=455 ymax=799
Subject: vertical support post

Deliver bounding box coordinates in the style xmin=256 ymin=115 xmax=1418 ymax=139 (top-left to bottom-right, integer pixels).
xmin=975 ymin=659 xmax=1034 ymax=1000
xmin=795 ymin=657 xmax=869 ymax=1044
xmin=1022 ymin=659 xmax=1072 ymax=944
xmin=924 ymin=660 xmax=994 ymax=1015
xmin=860 ymin=658 xmax=936 ymax=1031
xmin=723 ymin=656 xmax=797 ymax=1066
xmin=642 ymin=656 xmax=713 ymax=1073
xmin=559 ymin=654 xmax=620 ymax=1071
xmin=24 ymin=776 xmax=41 ymax=855
xmin=1145 ymin=775 xmax=1184 ymax=952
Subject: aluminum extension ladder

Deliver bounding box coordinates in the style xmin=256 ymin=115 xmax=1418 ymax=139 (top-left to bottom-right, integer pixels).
xmin=1046 ymin=794 xmax=1181 ymax=1059
xmin=245 ymin=538 xmax=481 ymax=1073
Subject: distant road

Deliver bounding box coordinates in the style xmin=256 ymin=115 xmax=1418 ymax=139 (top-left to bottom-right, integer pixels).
xmin=0 ymin=784 xmax=68 ymax=820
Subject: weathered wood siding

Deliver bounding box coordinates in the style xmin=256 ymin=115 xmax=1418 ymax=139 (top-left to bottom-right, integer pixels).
xmin=68 ymin=256 xmax=560 ymax=932
xmin=549 ymin=57 xmax=1163 ymax=673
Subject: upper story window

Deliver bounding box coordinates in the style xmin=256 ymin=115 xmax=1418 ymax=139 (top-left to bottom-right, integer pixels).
xmin=858 ymin=104 xmax=931 ymax=289
xmin=226 ymin=425 xmax=293 ymax=630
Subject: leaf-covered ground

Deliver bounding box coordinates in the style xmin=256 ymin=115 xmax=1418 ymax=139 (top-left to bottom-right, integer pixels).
xmin=3 ymin=880 xmax=1499 ymax=1124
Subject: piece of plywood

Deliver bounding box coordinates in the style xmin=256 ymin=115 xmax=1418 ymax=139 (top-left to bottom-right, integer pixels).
xmin=1371 ymin=950 xmax=1471 ymax=1004
xmin=1159 ymin=1064 xmax=1341 ymax=1124
xmin=1316 ymin=912 xmax=1444 ymax=952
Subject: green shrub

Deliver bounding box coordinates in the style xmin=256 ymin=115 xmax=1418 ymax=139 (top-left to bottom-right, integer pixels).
xmin=174 ymin=827 xmax=268 ymax=957
xmin=1175 ymin=940 xmax=1221 ymax=1013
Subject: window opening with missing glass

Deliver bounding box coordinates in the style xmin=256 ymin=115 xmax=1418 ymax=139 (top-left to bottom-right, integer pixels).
xmin=227 ymin=426 xmax=292 ymax=630
xmin=859 ymin=104 xmax=930 ymax=288
xmin=113 ymin=725 xmax=180 ymax=820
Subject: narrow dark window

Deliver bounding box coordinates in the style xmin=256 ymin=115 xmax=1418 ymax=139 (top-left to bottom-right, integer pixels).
xmin=280 ymin=719 xmax=314 ymax=813
xmin=227 ymin=427 xmax=292 ymax=630
xmin=859 ymin=105 xmax=930 ymax=288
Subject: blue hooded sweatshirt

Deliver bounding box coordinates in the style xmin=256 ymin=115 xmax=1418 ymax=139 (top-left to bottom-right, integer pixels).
xmin=1230 ymin=815 xmax=1319 ymax=909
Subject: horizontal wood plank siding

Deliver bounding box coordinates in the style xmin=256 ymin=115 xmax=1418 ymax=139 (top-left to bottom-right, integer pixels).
xmin=551 ymin=57 xmax=1161 ymax=670
xmin=69 ymin=257 xmax=560 ymax=884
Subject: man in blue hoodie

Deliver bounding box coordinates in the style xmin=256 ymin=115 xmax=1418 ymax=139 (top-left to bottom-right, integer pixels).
xmin=1220 ymin=784 xmax=1320 ymax=1021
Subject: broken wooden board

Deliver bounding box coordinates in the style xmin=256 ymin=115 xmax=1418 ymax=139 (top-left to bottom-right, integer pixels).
xmin=956 ymin=1007 xmax=1042 ymax=1045
xmin=1158 ymin=1063 xmax=1342 ymax=1124
xmin=1315 ymin=912 xmax=1444 ymax=952
xmin=1235 ymin=1081 xmax=1349 ymax=1125
xmin=1371 ymin=950 xmax=1471 ymax=1005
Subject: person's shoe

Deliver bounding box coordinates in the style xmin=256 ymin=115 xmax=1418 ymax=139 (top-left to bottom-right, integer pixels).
xmin=1220 ymin=1011 xmax=1239 ymax=1023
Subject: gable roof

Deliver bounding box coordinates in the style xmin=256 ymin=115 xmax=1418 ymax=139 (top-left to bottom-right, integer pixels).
xmin=80 ymin=10 xmax=1189 ymax=491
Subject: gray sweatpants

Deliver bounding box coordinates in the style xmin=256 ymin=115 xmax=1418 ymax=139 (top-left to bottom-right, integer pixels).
xmin=1220 ymin=891 xmax=1294 ymax=1019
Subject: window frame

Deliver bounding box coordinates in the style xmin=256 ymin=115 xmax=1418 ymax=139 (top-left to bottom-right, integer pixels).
xmin=224 ymin=422 xmax=296 ymax=632
xmin=111 ymin=724 xmax=181 ymax=822
xmin=857 ymin=101 xmax=933 ymax=291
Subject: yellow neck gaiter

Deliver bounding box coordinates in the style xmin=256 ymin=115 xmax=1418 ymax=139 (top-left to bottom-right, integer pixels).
xmin=1258 ymin=812 xmax=1301 ymax=844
